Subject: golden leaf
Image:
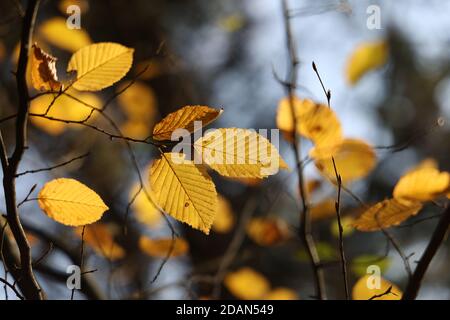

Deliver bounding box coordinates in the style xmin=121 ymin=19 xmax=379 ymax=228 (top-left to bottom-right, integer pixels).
xmin=312 ymin=138 xmax=376 ymax=183
xmin=29 ymin=89 xmax=101 ymax=135
xmin=30 ymin=44 xmax=62 ymax=91
xmin=276 ymin=97 xmax=343 ymax=148
xmin=38 ymin=17 xmax=91 ymax=52
xmin=139 ymin=236 xmax=189 ymax=258
xmin=246 ymin=217 xmax=290 ymax=246
xmin=346 ymin=40 xmax=388 ymax=85
xmin=117 ymin=80 xmax=157 ymax=121
xmin=212 ymin=195 xmax=235 ymax=234
xmin=263 ymin=287 xmax=299 ymax=300
xmin=129 ymin=184 xmax=161 ymax=228
xmin=149 ymin=153 xmax=217 ymax=234
xmin=194 ymin=128 xmax=288 ymax=178
xmin=38 ymin=178 xmax=109 ymax=226
xmin=352 ymin=275 xmax=402 ymax=300
xmin=152 ymin=105 xmax=222 ymax=141
xmin=224 ymin=267 xmax=270 ymax=300
xmin=67 ymin=42 xmax=134 ymax=91
xmin=75 ymin=224 xmax=125 ymax=260
xmin=352 ymin=199 xmax=422 ymax=232
xmin=393 ymin=167 xmax=450 ymax=202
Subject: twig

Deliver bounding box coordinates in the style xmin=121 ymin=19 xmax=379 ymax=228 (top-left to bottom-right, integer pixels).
xmin=402 ymin=205 xmax=450 ymax=300
xmin=0 ymin=277 xmax=24 ymax=300
xmin=71 ymin=225 xmax=86 ymax=300
xmin=368 ymin=285 xmax=397 ymax=300
xmin=16 ymin=153 xmax=89 ymax=177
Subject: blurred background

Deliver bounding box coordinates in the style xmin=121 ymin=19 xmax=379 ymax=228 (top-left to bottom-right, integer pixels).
xmin=0 ymin=0 xmax=450 ymax=299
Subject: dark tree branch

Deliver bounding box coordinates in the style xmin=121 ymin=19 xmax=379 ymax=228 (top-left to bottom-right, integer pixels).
xmin=1 ymin=0 xmax=44 ymax=300
xmin=402 ymin=205 xmax=450 ymax=300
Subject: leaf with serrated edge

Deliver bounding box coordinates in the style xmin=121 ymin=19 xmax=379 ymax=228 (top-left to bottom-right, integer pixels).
xmin=67 ymin=42 xmax=134 ymax=91
xmin=149 ymin=153 xmax=217 ymax=234
xmin=38 ymin=178 xmax=109 ymax=226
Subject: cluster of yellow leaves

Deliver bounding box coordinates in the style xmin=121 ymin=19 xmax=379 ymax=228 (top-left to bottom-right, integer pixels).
xmin=353 ymin=159 xmax=450 ymax=231
xmin=352 ymin=275 xmax=402 ymax=300
xmin=149 ymin=106 xmax=288 ymax=234
xmin=246 ymin=217 xmax=291 ymax=246
xmin=139 ymin=236 xmax=189 ymax=258
xmin=345 ymin=40 xmax=389 ymax=85
xmin=75 ymin=223 xmax=125 ymax=261
xmin=277 ymin=96 xmax=376 ymax=184
xmin=224 ymin=267 xmax=298 ymax=300
xmin=38 ymin=178 xmax=109 ymax=226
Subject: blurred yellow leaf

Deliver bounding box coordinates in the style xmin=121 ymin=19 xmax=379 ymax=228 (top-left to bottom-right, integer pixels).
xmin=149 ymin=153 xmax=217 ymax=234
xmin=310 ymin=199 xmax=336 ymax=221
xmin=393 ymin=167 xmax=450 ymax=202
xmin=331 ymin=215 xmax=355 ymax=237
xmin=117 ymin=80 xmax=157 ymax=121
xmin=67 ymin=42 xmax=134 ymax=91
xmin=30 ymin=44 xmax=62 ymax=92
xmin=30 ymin=89 xmax=101 ymax=135
xmin=276 ymin=97 xmax=343 ymax=148
xmin=226 ymin=176 xmax=263 ymax=186
xmin=139 ymin=236 xmax=189 ymax=258
xmin=152 ymin=105 xmax=222 ymax=141
xmin=351 ymin=255 xmax=391 ymax=277
xmin=75 ymin=223 xmax=125 ymax=260
xmin=38 ymin=17 xmax=91 ymax=52
xmin=263 ymin=287 xmax=298 ymax=300
xmin=134 ymin=58 xmax=164 ymax=80
xmin=312 ymin=138 xmax=376 ymax=183
xmin=346 ymin=40 xmax=388 ymax=85
xmin=130 ymin=184 xmax=161 ymax=228
xmin=246 ymin=217 xmax=290 ymax=246
xmin=353 ymin=198 xmax=422 ymax=232
xmin=38 ymin=178 xmax=109 ymax=226
xmin=352 ymin=275 xmax=401 ymax=300
xmin=212 ymin=195 xmax=235 ymax=233
xmin=120 ymin=120 xmax=151 ymax=140
xmin=194 ymin=128 xmax=288 ymax=178
xmin=224 ymin=267 xmax=270 ymax=300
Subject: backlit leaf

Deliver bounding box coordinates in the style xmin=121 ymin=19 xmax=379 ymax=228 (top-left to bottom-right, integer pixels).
xmin=393 ymin=167 xmax=450 ymax=202
xmin=30 ymin=44 xmax=62 ymax=91
xmin=139 ymin=236 xmax=189 ymax=258
xmin=194 ymin=128 xmax=288 ymax=178
xmin=224 ymin=267 xmax=270 ymax=300
xmin=149 ymin=153 xmax=217 ymax=234
xmin=352 ymin=198 xmax=422 ymax=232
xmin=38 ymin=178 xmax=109 ymax=226
xmin=67 ymin=42 xmax=134 ymax=91
xmin=38 ymin=17 xmax=91 ymax=52
xmin=352 ymin=275 xmax=401 ymax=300
xmin=246 ymin=217 xmax=290 ymax=246
xmin=130 ymin=183 xmax=161 ymax=228
xmin=152 ymin=105 xmax=222 ymax=141
xmin=310 ymin=199 xmax=336 ymax=221
xmin=75 ymin=223 xmax=125 ymax=260
xmin=346 ymin=40 xmax=388 ymax=85
xmin=312 ymin=138 xmax=376 ymax=183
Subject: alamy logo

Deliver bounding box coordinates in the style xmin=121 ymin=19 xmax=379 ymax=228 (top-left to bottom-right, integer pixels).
xmin=366 ymin=265 xmax=381 ymax=289
xmin=366 ymin=5 xmax=381 ymax=30
xmin=66 ymin=265 xmax=81 ymax=290
xmin=66 ymin=5 xmax=81 ymax=30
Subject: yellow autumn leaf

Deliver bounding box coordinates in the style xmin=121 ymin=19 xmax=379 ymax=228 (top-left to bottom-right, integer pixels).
xmin=352 ymin=198 xmax=422 ymax=232
xmin=67 ymin=42 xmax=134 ymax=91
xmin=194 ymin=128 xmax=288 ymax=178
xmin=117 ymin=80 xmax=157 ymax=121
xmin=149 ymin=153 xmax=217 ymax=234
xmin=312 ymin=138 xmax=376 ymax=183
xmin=352 ymin=275 xmax=402 ymax=300
xmin=38 ymin=178 xmax=109 ymax=226
xmin=393 ymin=167 xmax=450 ymax=202
xmin=212 ymin=195 xmax=235 ymax=233
xmin=130 ymin=184 xmax=161 ymax=228
xmin=152 ymin=105 xmax=222 ymax=141
xmin=38 ymin=17 xmax=91 ymax=52
xmin=29 ymin=89 xmax=101 ymax=135
xmin=75 ymin=224 xmax=125 ymax=260
xmin=263 ymin=287 xmax=299 ymax=300
xmin=120 ymin=120 xmax=152 ymax=140
xmin=276 ymin=97 xmax=343 ymax=148
xmin=346 ymin=40 xmax=388 ymax=85
xmin=224 ymin=267 xmax=270 ymax=300
xmin=310 ymin=199 xmax=336 ymax=221
xmin=30 ymin=44 xmax=62 ymax=92
xmin=246 ymin=217 xmax=290 ymax=246
xmin=139 ymin=236 xmax=189 ymax=258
